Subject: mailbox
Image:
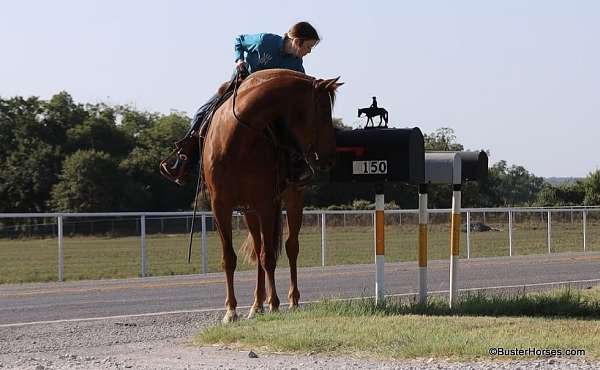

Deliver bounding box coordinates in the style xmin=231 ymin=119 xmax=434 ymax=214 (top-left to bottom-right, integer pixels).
xmin=424 ymin=151 xmax=488 ymax=185
xmin=425 ymin=152 xmax=462 ymax=185
xmin=458 ymin=151 xmax=488 ymax=183
xmin=330 ymin=128 xmax=425 ymax=184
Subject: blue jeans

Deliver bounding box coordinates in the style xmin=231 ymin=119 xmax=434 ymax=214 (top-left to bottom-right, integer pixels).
xmin=189 ymin=93 xmax=219 ymax=132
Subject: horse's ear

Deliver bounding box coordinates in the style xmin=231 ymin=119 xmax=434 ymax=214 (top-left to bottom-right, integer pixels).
xmin=316 ymin=77 xmax=344 ymax=91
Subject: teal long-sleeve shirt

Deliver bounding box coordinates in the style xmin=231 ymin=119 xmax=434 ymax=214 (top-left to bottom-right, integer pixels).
xmin=234 ymin=33 xmax=305 ymax=74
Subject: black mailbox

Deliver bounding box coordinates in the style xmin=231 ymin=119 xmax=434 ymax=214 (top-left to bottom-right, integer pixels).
xmin=330 ymin=128 xmax=425 ymax=184
xmin=458 ymin=151 xmax=488 ymax=183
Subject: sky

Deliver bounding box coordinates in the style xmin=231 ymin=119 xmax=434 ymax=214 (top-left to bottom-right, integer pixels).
xmin=1 ymin=0 xmax=599 ymax=178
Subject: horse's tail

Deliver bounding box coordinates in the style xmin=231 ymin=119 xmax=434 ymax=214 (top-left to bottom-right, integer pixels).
xmin=273 ymin=202 xmax=283 ymax=261
xmin=384 ymin=110 xmax=389 ymax=123
xmin=240 ymin=232 xmax=257 ymax=264
xmin=239 ymin=202 xmax=283 ymax=265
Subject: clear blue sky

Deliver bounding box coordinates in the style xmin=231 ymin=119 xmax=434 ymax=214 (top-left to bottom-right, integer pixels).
xmin=2 ymin=0 xmax=599 ymax=178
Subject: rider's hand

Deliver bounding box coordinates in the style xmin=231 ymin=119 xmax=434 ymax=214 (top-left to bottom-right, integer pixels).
xmin=236 ymin=60 xmax=248 ymax=73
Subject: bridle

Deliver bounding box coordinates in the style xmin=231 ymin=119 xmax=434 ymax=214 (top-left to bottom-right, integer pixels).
xmin=230 ymin=70 xmax=324 ymax=165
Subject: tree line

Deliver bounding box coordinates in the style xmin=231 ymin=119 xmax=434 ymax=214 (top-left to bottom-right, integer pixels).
xmin=1 ymin=92 xmax=599 ymax=214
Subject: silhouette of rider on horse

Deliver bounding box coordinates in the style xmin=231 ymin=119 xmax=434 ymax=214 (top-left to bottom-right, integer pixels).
xmin=358 ymin=96 xmax=388 ymax=128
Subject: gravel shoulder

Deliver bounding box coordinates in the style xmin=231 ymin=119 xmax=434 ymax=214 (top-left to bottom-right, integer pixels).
xmin=1 ymin=310 xmax=600 ymax=370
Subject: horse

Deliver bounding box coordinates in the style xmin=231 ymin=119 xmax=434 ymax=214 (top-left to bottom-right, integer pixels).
xmin=358 ymin=107 xmax=388 ymax=128
xmin=202 ymin=68 xmax=343 ymax=323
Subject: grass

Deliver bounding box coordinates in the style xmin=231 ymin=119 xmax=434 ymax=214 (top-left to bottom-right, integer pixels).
xmin=1 ymin=216 xmax=599 ymax=283
xmin=196 ymin=287 xmax=600 ymax=360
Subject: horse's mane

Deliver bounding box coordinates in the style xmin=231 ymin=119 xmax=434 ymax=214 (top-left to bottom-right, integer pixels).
xmin=241 ymin=69 xmax=337 ymax=106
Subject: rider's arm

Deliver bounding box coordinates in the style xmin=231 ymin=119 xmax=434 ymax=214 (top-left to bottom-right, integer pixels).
xmin=234 ymin=33 xmax=265 ymax=63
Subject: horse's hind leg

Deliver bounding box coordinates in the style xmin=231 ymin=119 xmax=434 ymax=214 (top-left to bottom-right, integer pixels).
xmin=283 ymin=188 xmax=303 ymax=308
xmin=212 ymin=200 xmax=238 ymax=323
xmin=244 ymin=212 xmax=266 ymax=319
xmin=258 ymin=204 xmax=281 ymax=313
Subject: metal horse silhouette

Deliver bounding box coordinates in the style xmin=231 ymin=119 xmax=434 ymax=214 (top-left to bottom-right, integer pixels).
xmin=358 ymin=97 xmax=388 ymax=128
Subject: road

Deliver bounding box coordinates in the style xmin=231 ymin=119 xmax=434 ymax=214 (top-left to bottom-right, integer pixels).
xmin=1 ymin=252 xmax=599 ymax=326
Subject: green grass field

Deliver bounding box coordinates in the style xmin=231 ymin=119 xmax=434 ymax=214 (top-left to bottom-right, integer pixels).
xmin=1 ymin=213 xmax=599 ymax=283
xmin=196 ymin=287 xmax=600 ymax=360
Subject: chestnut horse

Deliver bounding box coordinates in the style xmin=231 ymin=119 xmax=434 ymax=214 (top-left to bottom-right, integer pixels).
xmin=202 ymin=69 xmax=342 ymax=322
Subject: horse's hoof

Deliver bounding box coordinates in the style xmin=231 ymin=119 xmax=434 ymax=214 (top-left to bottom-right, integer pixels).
xmin=288 ymin=303 xmax=299 ymax=311
xmin=222 ymin=309 xmax=238 ymax=324
xmin=269 ymin=304 xmax=279 ymax=313
xmin=247 ymin=305 xmax=264 ymax=320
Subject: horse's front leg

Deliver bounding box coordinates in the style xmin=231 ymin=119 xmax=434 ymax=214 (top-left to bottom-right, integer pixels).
xmin=283 ymin=187 xmax=304 ymax=308
xmin=244 ymin=212 xmax=265 ymax=319
xmin=212 ymin=200 xmax=238 ymax=323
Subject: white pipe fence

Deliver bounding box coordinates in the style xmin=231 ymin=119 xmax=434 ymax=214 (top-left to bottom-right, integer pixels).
xmin=1 ymin=207 xmax=599 ymax=282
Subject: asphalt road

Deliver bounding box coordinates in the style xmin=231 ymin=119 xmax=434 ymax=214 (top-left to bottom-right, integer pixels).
xmin=1 ymin=252 xmax=599 ymax=326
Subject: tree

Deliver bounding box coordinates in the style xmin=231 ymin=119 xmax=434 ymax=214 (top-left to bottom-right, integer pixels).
xmin=424 ymin=127 xmax=464 ymax=151
xmin=536 ymin=182 xmax=585 ymax=206
xmin=117 ymin=106 xmax=160 ymax=138
xmin=479 ymin=160 xmax=544 ymax=206
xmin=41 ymin=91 xmax=87 ymax=148
xmin=332 ymin=117 xmax=352 ymax=130
xmin=65 ymin=104 xmax=133 ymax=158
xmin=0 ymin=139 xmax=61 ymax=212
xmin=119 ymin=112 xmax=194 ymax=210
xmin=49 ymin=150 xmax=124 ymax=212
xmin=583 ymin=170 xmax=600 ymax=206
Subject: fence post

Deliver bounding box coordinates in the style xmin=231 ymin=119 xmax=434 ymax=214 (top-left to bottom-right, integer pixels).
xmin=547 ymin=211 xmax=552 ymax=254
xmin=58 ymin=215 xmax=64 ymax=282
xmin=583 ymin=210 xmax=587 ymax=252
xmin=321 ymin=212 xmax=326 ymax=267
xmin=508 ymin=209 xmax=513 ymax=257
xmin=141 ymin=215 xmax=147 ymax=277
xmin=201 ymin=214 xmax=207 ymax=274
xmin=466 ymin=211 xmax=471 ymax=259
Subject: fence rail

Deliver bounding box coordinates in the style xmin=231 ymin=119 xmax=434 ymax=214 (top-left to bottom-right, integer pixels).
xmin=1 ymin=207 xmax=599 ymax=282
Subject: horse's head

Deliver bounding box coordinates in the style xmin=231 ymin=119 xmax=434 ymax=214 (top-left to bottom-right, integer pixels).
xmin=305 ymin=77 xmax=343 ymax=172
xmin=357 ymin=108 xmax=364 ymax=117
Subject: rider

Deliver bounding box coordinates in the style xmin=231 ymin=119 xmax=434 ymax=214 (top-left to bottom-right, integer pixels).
xmin=162 ymin=22 xmax=320 ymax=186
xmin=370 ymin=96 xmax=378 ymax=109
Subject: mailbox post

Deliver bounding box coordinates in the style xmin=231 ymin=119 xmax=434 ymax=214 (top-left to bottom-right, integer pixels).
xmin=331 ymin=128 xmax=425 ymax=305
xmin=418 ymin=151 xmax=488 ymax=307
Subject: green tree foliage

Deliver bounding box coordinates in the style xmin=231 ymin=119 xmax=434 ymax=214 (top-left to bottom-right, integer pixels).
xmin=479 ymin=160 xmax=545 ymax=206
xmin=41 ymin=91 xmax=87 ymax=148
xmin=583 ymin=170 xmax=600 ymax=205
xmin=49 ymin=150 xmax=125 ymax=212
xmin=424 ymin=127 xmax=464 ymax=151
xmin=66 ymin=105 xmax=133 ymax=158
xmin=0 ymin=96 xmax=63 ymax=212
xmin=332 ymin=117 xmax=352 ymax=130
xmin=120 ymin=112 xmax=194 ymax=210
xmin=535 ymin=182 xmax=585 ymax=206
xmin=4 ymin=93 xmax=599 ymax=213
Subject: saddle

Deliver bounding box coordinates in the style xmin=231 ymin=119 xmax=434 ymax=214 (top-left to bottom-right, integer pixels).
xmin=159 ymin=87 xmax=235 ymax=186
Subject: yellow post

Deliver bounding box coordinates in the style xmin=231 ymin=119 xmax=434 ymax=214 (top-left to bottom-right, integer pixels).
xmin=418 ymin=184 xmax=428 ymax=304
xmin=375 ymin=183 xmax=385 ymax=305
xmin=449 ymin=184 xmax=461 ymax=308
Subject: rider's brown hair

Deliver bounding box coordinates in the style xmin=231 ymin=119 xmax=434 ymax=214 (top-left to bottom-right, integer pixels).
xmin=286 ymin=22 xmax=320 ymax=45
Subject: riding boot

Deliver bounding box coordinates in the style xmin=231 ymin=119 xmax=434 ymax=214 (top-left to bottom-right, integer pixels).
xmin=160 ymin=133 xmax=199 ymax=185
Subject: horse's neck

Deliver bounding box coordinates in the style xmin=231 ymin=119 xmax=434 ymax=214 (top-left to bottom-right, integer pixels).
xmin=238 ymin=77 xmax=310 ymax=129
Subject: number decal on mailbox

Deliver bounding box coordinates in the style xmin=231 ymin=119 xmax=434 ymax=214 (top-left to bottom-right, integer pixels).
xmin=352 ymin=160 xmax=388 ymax=175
